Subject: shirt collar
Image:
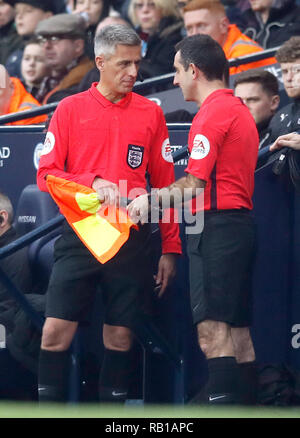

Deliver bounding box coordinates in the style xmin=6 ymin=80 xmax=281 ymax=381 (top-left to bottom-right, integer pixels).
xmin=202 ymin=89 xmax=233 ymax=107
xmin=89 ymin=82 xmax=133 ymax=108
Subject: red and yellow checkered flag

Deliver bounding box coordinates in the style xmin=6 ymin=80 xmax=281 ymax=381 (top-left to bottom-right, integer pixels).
xmin=46 ymin=175 xmax=138 ymax=263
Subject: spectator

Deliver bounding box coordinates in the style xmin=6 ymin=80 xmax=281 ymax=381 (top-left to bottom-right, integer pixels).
xmin=34 ymin=13 xmax=94 ymax=104
xmin=242 ymin=0 xmax=300 ymax=49
xmin=176 ymin=0 xmax=248 ymax=51
xmin=234 ymin=69 xmax=280 ymax=148
xmin=183 ymin=0 xmax=276 ymax=74
xmin=267 ymin=37 xmax=300 ymax=142
xmin=20 ymin=37 xmax=49 ymax=102
xmin=178 ymin=0 xmax=247 ymax=28
xmin=72 ymin=0 xmax=111 ymax=59
xmin=0 ymin=191 xmax=45 ymax=376
xmin=12 ymin=0 xmax=54 ymax=35
xmin=128 ymin=0 xmax=183 ymax=79
xmin=0 ymin=0 xmax=22 ymax=65
xmin=0 ymin=64 xmax=47 ymax=124
xmin=5 ymin=0 xmax=56 ymax=78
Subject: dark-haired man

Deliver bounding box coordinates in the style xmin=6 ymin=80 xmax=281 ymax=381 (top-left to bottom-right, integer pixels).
xmin=128 ymin=34 xmax=259 ymax=405
xmin=234 ymin=69 xmax=280 ymax=148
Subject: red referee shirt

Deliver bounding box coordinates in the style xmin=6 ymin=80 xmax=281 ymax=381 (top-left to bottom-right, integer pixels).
xmin=37 ymin=83 xmax=181 ymax=254
xmin=185 ymin=89 xmax=259 ymax=211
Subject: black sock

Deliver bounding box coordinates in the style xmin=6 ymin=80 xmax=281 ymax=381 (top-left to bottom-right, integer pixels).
xmin=98 ymin=349 xmax=134 ymax=403
xmin=205 ymin=356 xmax=240 ymax=404
xmin=38 ymin=349 xmax=71 ymax=402
xmin=238 ymin=361 xmax=258 ymax=405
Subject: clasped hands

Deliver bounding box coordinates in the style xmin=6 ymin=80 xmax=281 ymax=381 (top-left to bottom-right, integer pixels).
xmin=92 ymin=177 xmax=155 ymax=224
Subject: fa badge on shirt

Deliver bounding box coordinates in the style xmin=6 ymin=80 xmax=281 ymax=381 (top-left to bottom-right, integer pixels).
xmin=127 ymin=144 xmax=144 ymax=169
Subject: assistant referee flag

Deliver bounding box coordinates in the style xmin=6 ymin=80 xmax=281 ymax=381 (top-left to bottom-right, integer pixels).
xmin=46 ymin=175 xmax=138 ymax=263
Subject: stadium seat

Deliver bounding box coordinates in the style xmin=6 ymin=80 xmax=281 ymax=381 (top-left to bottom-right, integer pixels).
xmin=14 ymin=184 xmax=59 ymax=236
xmin=14 ymin=184 xmax=62 ymax=283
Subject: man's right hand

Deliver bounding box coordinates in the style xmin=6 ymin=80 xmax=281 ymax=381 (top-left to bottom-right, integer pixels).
xmin=127 ymin=194 xmax=150 ymax=224
xmin=92 ymin=177 xmax=120 ymax=206
xmin=270 ymin=132 xmax=300 ymax=151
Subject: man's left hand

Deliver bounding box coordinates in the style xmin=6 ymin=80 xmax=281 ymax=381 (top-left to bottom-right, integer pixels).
xmin=154 ymin=254 xmax=177 ymax=298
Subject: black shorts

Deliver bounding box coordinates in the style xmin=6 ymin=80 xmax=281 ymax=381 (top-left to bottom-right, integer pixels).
xmin=187 ymin=210 xmax=257 ymax=327
xmin=45 ymin=221 xmax=156 ymax=328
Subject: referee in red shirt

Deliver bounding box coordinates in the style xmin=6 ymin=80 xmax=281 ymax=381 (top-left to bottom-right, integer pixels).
xmin=36 ymin=24 xmax=181 ymax=403
xmin=129 ymin=34 xmax=259 ymax=405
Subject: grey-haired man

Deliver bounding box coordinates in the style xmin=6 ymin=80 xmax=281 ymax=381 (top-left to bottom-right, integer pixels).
xmin=36 ymin=24 xmax=181 ymax=403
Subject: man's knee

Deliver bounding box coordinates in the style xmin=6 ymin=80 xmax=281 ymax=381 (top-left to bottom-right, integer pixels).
xmin=231 ymin=327 xmax=255 ymax=362
xmin=103 ymin=325 xmax=133 ymax=351
xmin=197 ymin=321 xmax=214 ymax=355
xmin=41 ymin=317 xmax=78 ymax=351
xmin=197 ymin=320 xmax=233 ymax=358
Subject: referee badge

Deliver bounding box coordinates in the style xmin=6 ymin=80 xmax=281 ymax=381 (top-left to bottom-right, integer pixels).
xmin=127 ymin=144 xmax=144 ymax=169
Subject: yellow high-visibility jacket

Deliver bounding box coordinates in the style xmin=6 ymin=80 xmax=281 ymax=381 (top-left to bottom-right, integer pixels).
xmin=7 ymin=77 xmax=47 ymax=125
